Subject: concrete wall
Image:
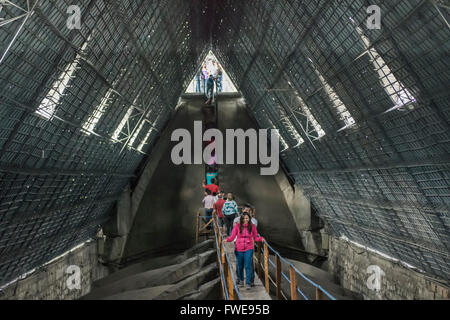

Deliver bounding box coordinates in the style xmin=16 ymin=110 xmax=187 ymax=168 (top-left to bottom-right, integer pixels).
xmin=102 ymin=101 xmax=184 ymax=264
xmin=217 ymin=98 xmax=305 ymax=250
xmin=120 ymin=100 xmax=205 ymax=262
xmin=273 ymin=170 xmax=327 ymax=259
xmin=0 ymin=241 xmax=109 ymax=300
xmin=328 ymin=236 xmax=449 ymax=300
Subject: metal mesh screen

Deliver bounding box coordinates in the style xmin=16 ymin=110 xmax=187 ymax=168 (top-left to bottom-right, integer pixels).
xmin=0 ymin=0 xmax=204 ymax=286
xmin=0 ymin=0 xmax=449 ymax=287
xmin=214 ymin=0 xmax=450 ymax=281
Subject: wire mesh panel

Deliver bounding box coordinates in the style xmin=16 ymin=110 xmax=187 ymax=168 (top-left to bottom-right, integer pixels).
xmin=0 ymin=0 xmax=201 ymax=286
xmin=214 ymin=0 xmax=450 ymax=281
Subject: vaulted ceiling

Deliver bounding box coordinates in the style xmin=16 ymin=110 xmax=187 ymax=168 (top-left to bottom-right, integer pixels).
xmin=0 ymin=0 xmax=449 ymax=286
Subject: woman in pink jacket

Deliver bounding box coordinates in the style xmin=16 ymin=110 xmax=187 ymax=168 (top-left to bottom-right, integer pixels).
xmin=226 ymin=213 xmax=264 ymax=289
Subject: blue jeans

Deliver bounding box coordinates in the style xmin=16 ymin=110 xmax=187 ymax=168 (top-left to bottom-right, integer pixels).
xmin=216 ymin=75 xmax=222 ymax=92
xmin=201 ymin=78 xmax=206 ymax=94
xmin=235 ymin=250 xmax=254 ymax=285
xmin=195 ymin=75 xmax=201 ymax=92
xmin=224 ymin=214 xmax=235 ymax=236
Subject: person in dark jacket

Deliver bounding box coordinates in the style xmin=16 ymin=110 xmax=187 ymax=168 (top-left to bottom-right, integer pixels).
xmin=205 ymin=74 xmax=215 ymax=105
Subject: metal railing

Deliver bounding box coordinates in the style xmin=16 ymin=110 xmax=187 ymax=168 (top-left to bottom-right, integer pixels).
xmin=255 ymin=240 xmax=336 ymax=300
xmin=195 ymin=211 xmax=242 ymax=299
xmin=195 ymin=210 xmax=336 ymax=300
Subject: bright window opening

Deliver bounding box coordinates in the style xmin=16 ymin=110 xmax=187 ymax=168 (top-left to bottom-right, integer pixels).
xmin=308 ymin=58 xmax=356 ymax=131
xmin=264 ymin=114 xmax=294 ymax=152
xmin=82 ymin=66 xmax=127 ymax=136
xmin=185 ymin=51 xmax=237 ymax=93
xmin=136 ymin=113 xmax=161 ymax=152
xmin=287 ymin=82 xmax=326 ymax=139
xmin=278 ymin=113 xmax=305 ymax=149
xmin=82 ymin=87 xmax=116 ymax=135
xmin=127 ymin=116 xmax=147 ymax=147
xmin=36 ymin=36 xmax=91 ymax=119
xmin=353 ymin=22 xmax=416 ymax=111
xmin=111 ymin=95 xmax=140 ymax=142
xmin=137 ymin=127 xmax=154 ymax=152
xmin=295 ymin=94 xmax=326 ymax=138
xmin=277 ymin=127 xmax=291 ymax=152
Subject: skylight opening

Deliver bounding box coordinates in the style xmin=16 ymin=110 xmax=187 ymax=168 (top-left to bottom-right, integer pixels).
xmin=296 ymin=95 xmax=325 ymax=138
xmin=136 ymin=127 xmax=154 ymax=152
xmin=264 ymin=114 xmax=292 ymax=152
xmin=279 ymin=135 xmax=289 ymax=152
xmin=279 ymin=114 xmax=305 ymax=149
xmin=127 ymin=116 xmax=147 ymax=147
xmin=82 ymin=65 xmax=127 ymax=136
xmin=308 ymin=58 xmax=356 ymax=131
xmin=136 ymin=113 xmax=161 ymax=152
xmin=353 ymin=23 xmax=416 ymax=111
xmin=81 ymin=87 xmax=115 ymax=135
xmin=111 ymin=95 xmax=140 ymax=142
xmin=186 ymin=50 xmax=237 ymax=93
xmin=35 ymin=61 xmax=78 ymax=119
xmin=287 ymin=82 xmax=326 ymax=139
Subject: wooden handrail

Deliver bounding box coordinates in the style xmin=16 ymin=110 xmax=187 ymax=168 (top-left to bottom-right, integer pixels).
xmin=264 ymin=242 xmax=269 ymax=293
xmin=195 ymin=211 xmax=200 ymax=244
xmin=316 ymin=287 xmax=323 ymax=300
xmin=254 ymin=239 xmax=336 ymax=300
xmin=290 ymin=265 xmax=297 ymax=300
xmin=276 ymin=255 xmax=281 ymax=300
xmin=256 ymin=243 xmax=262 ymax=280
xmin=196 ymin=211 xmax=214 ymax=244
xmin=203 ymin=209 xmax=335 ymax=301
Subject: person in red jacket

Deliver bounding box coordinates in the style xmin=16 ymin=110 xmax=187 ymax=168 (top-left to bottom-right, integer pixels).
xmin=213 ymin=191 xmax=226 ymax=233
xmin=202 ymin=178 xmax=220 ymax=195
xmin=226 ymin=213 xmax=264 ymax=289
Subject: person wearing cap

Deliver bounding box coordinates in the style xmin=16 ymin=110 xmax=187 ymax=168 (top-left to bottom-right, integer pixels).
xmin=213 ymin=191 xmax=226 ymax=234
xmin=234 ymin=204 xmax=258 ymax=227
xmin=222 ymin=192 xmax=239 ymax=236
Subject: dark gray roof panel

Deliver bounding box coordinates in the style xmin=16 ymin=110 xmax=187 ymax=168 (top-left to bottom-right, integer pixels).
xmin=0 ymin=0 xmax=449 ymax=286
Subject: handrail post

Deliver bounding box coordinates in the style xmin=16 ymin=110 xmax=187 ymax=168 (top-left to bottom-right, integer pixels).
xmin=227 ymin=269 xmax=235 ymax=300
xmin=289 ymin=265 xmax=297 ymax=300
xmin=221 ymin=241 xmax=227 ymax=285
xmin=316 ymin=288 xmax=323 ymax=300
xmin=264 ymin=242 xmax=269 ymax=293
xmin=276 ymin=255 xmax=281 ymax=300
xmin=195 ymin=211 xmax=199 ymax=244
xmin=256 ymin=242 xmax=262 ymax=280
xmin=217 ymin=228 xmax=222 ymax=248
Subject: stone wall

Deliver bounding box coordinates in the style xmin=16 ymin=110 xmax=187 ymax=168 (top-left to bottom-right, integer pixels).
xmin=328 ymin=236 xmax=449 ymax=300
xmin=0 ymin=240 xmax=109 ymax=300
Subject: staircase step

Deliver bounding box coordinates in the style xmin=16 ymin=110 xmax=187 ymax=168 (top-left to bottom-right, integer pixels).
xmin=83 ymin=249 xmax=217 ymax=299
xmin=153 ymin=263 xmax=219 ymax=300
xmin=94 ymin=239 xmax=215 ymax=288
xmin=180 ymin=278 xmax=222 ymax=300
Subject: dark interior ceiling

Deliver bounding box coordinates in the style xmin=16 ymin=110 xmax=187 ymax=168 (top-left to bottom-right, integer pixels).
xmin=0 ymin=0 xmax=449 ymax=286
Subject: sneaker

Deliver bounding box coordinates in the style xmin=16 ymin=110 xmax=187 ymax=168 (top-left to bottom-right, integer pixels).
xmin=245 ymin=284 xmax=251 ymax=290
xmin=236 ymin=280 xmax=243 ymax=287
